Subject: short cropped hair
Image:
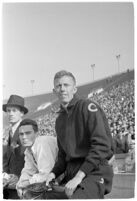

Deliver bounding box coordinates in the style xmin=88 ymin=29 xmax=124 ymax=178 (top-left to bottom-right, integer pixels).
xmin=54 ymin=70 xmax=76 ymax=85
xmin=19 ymin=119 xmax=38 ymax=133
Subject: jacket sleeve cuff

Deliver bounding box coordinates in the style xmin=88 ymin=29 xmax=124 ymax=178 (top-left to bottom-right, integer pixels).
xmin=52 ymin=168 xmax=60 ymax=178
xmin=80 ymin=161 xmax=95 ymax=175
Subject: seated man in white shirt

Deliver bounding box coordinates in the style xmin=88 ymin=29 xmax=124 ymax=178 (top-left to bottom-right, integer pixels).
xmin=16 ymin=118 xmax=58 ymax=198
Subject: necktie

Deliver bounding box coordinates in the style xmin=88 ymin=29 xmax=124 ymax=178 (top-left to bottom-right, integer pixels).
xmin=8 ymin=129 xmax=13 ymax=146
xmin=9 ymin=128 xmax=18 ymax=148
xmin=28 ymin=147 xmax=37 ymax=165
xmin=9 ymin=129 xmax=13 ymax=138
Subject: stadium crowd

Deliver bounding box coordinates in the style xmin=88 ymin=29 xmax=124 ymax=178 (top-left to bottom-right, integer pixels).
xmin=36 ymin=79 xmax=135 ymax=154
xmin=36 ymin=111 xmax=57 ymax=137
xmin=91 ymin=79 xmax=135 ymax=153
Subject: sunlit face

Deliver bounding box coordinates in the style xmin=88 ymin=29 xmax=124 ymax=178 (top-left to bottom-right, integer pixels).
xmin=53 ymin=76 xmax=77 ymax=107
xmin=19 ymin=125 xmax=38 ymax=147
xmin=6 ymin=106 xmax=24 ymax=125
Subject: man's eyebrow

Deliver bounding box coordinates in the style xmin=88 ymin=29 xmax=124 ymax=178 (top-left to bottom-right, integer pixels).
xmin=19 ymin=131 xmax=32 ymax=134
xmin=25 ymin=131 xmax=32 ymax=133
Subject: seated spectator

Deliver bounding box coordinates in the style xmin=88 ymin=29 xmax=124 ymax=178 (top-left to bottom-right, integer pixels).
xmin=113 ymin=131 xmax=129 ymax=154
xmin=16 ymin=119 xmax=58 ymax=199
xmin=3 ymin=94 xmax=28 ymax=199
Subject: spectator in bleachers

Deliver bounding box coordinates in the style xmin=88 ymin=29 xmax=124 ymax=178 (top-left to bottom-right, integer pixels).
xmin=90 ymin=80 xmax=134 ymax=154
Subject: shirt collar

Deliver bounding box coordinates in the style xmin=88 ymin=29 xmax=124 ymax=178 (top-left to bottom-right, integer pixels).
xmin=11 ymin=120 xmax=22 ymax=134
xmin=58 ymin=95 xmax=79 ymax=113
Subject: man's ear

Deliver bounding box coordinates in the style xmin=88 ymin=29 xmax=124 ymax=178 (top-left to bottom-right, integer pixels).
xmin=73 ymin=86 xmax=77 ymax=94
xmin=21 ymin=111 xmax=24 ymax=117
xmin=53 ymin=88 xmax=56 ymax=94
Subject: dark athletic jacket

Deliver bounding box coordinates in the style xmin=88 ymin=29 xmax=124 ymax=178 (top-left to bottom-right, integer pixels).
xmin=52 ymin=96 xmax=114 ymax=179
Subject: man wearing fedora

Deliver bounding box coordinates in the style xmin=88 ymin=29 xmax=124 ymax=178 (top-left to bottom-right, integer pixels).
xmin=3 ymin=94 xmax=28 ymax=199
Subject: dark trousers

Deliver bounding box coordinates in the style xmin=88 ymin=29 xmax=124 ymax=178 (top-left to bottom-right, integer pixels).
xmin=45 ymin=164 xmax=113 ymax=199
xmin=45 ymin=191 xmax=68 ymax=199
xmin=45 ymin=175 xmax=106 ymax=199
xmin=3 ymin=189 xmax=19 ymax=199
xmin=71 ymin=175 xmax=105 ymax=199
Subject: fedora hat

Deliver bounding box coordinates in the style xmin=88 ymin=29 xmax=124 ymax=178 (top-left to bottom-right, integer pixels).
xmin=3 ymin=95 xmax=28 ymax=114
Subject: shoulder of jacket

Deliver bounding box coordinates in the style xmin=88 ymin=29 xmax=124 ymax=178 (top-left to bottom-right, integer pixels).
xmin=3 ymin=127 xmax=10 ymax=145
xmin=79 ymin=99 xmax=99 ymax=112
xmin=3 ymin=126 xmax=10 ymax=135
xmin=35 ymin=135 xmax=57 ymax=146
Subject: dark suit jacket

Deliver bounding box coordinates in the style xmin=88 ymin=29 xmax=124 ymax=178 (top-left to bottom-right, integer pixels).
xmin=3 ymin=126 xmax=25 ymax=176
xmin=3 ymin=126 xmax=25 ymax=199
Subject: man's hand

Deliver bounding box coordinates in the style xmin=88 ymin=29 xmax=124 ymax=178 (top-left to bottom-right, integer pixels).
xmin=16 ymin=187 xmax=28 ymax=199
xmin=3 ymin=172 xmax=11 ymax=188
xmin=16 ymin=187 xmax=23 ymax=198
xmin=65 ymin=176 xmax=82 ymax=198
xmin=16 ymin=180 xmax=30 ymax=189
xmin=65 ymin=170 xmax=85 ymax=198
xmin=3 ymin=178 xmax=8 ymax=188
xmin=45 ymin=172 xmax=55 ymax=187
xmin=16 ymin=180 xmax=29 ymax=199
xmin=7 ymin=174 xmax=19 ymax=189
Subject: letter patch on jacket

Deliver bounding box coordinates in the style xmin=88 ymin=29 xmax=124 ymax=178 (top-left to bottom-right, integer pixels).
xmin=88 ymin=103 xmax=98 ymax=112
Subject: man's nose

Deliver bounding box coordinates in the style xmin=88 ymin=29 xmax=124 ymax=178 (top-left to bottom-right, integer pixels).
xmin=8 ymin=111 xmax=14 ymax=115
xmin=60 ymin=85 xmax=65 ymax=91
xmin=22 ymin=134 xmax=27 ymax=139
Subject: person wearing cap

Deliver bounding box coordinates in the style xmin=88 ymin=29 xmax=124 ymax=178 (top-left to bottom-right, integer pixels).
xmin=16 ymin=119 xmax=58 ymax=199
xmin=3 ymin=94 xmax=28 ymax=199
xmin=45 ymin=70 xmax=114 ymax=199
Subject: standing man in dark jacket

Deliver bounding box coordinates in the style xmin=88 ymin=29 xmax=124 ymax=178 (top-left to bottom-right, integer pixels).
xmin=3 ymin=94 xmax=28 ymax=199
xmin=46 ymin=70 xmax=114 ymax=199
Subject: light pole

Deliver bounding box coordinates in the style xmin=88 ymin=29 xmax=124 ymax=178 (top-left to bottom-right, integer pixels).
xmin=91 ymin=64 xmax=95 ymax=81
xmin=116 ymin=54 xmax=120 ymax=74
xmin=30 ymin=80 xmax=35 ymax=95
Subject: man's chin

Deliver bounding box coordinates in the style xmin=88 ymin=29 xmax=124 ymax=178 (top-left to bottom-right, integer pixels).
xmin=61 ymin=99 xmax=69 ymax=105
xmin=61 ymin=102 xmax=69 ymax=107
xmin=9 ymin=120 xmax=16 ymax=124
xmin=23 ymin=143 xmax=32 ymax=147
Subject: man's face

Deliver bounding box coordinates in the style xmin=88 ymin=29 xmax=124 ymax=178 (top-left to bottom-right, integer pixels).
xmin=6 ymin=106 xmax=24 ymax=125
xmin=19 ymin=125 xmax=37 ymax=147
xmin=53 ymin=76 xmax=77 ymax=107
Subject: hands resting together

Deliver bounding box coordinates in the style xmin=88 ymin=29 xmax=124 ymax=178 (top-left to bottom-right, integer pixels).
xmin=46 ymin=170 xmax=85 ymax=198
xmin=15 ymin=170 xmax=85 ymax=198
xmin=3 ymin=173 xmax=18 ymax=189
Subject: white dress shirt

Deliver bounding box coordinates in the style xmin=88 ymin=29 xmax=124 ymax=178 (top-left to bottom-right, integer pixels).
xmin=10 ymin=120 xmax=22 ymax=137
xmin=18 ymin=135 xmax=58 ymax=186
